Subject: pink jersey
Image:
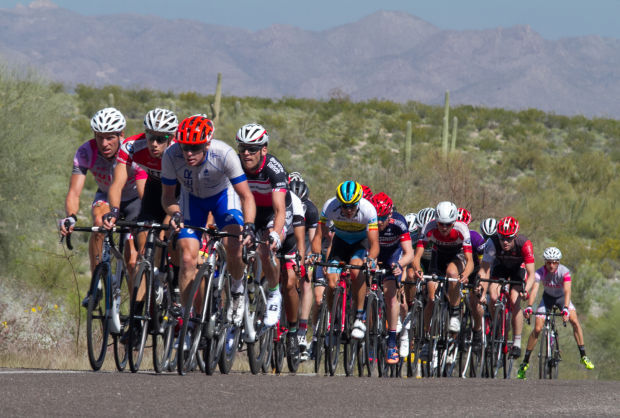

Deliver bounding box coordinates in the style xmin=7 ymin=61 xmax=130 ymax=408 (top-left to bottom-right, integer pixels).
xmin=72 ymin=138 xmax=147 ymax=201
xmin=417 ymin=220 xmax=472 ymax=254
xmin=117 ymin=133 xmax=169 ymax=179
xmin=535 ymin=264 xmax=571 ymax=298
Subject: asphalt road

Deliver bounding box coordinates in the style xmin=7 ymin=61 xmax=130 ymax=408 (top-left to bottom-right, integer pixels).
xmin=2 ymin=369 xmax=619 ymax=417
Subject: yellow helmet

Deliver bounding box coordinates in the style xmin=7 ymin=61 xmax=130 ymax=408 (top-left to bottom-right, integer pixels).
xmin=336 ymin=181 xmax=363 ymax=205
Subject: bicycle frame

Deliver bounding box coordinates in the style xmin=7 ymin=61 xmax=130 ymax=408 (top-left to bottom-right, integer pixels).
xmin=538 ymin=308 xmax=564 ymax=379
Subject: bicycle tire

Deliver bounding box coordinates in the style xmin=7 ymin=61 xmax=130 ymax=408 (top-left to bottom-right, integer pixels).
xmin=314 ymin=300 xmax=328 ymax=374
xmin=261 ymin=327 xmax=274 ymax=374
xmin=539 ymin=328 xmax=549 ymax=379
xmin=87 ymin=263 xmax=110 ymax=371
xmin=427 ymin=299 xmax=445 ymax=378
xmin=178 ymin=265 xmax=210 ymax=375
xmin=273 ymin=332 xmax=285 ymax=374
xmin=113 ymin=266 xmax=130 ymax=372
xmin=457 ymin=307 xmax=473 ymax=378
xmin=551 ymin=330 xmax=560 ymax=379
xmin=365 ymin=293 xmax=378 ymax=377
xmin=327 ymin=287 xmax=343 ymax=376
xmin=376 ymin=300 xmax=388 ymax=378
xmin=343 ymin=294 xmax=357 ymax=377
xmin=488 ymin=305 xmax=505 ymax=379
xmin=203 ymin=272 xmax=229 ymax=376
xmin=219 ymin=323 xmax=240 ymax=374
xmin=247 ymin=286 xmax=269 ymax=374
xmin=128 ymin=263 xmax=151 ymax=373
xmin=407 ymin=303 xmax=423 ymax=378
xmin=152 ymin=278 xmax=174 ymax=373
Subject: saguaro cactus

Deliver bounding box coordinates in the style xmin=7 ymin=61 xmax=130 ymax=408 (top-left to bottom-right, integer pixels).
xmin=405 ymin=121 xmax=412 ymax=167
xmin=442 ymin=90 xmax=450 ymax=157
xmin=451 ymin=116 xmax=458 ymax=152
xmin=210 ymin=73 xmax=222 ymax=125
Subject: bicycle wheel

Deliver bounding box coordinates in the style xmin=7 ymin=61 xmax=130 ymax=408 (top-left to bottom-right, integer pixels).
xmin=113 ymin=266 xmax=130 ymax=372
xmin=427 ymin=300 xmax=446 ymax=378
xmin=87 ymin=263 xmax=110 ymax=371
xmin=488 ymin=306 xmax=505 ymax=378
xmin=219 ymin=323 xmax=240 ymax=374
xmin=343 ymin=294 xmax=357 ymax=377
xmin=365 ymin=294 xmax=378 ymax=377
xmin=376 ymin=301 xmax=388 ymax=378
xmin=326 ymin=287 xmax=343 ymax=376
xmin=539 ymin=328 xmax=549 ymax=379
xmin=128 ymin=263 xmax=151 ymax=373
xmin=550 ymin=331 xmax=560 ymax=379
xmin=272 ymin=329 xmax=285 ymax=374
xmin=314 ymin=300 xmax=328 ymax=374
xmin=152 ymin=275 xmax=174 ymax=373
xmin=261 ymin=327 xmax=274 ymax=374
xmin=178 ymin=266 xmax=209 ymax=375
xmin=203 ymin=273 xmax=229 ymax=376
xmin=407 ymin=303 xmax=424 ymax=378
xmin=247 ymin=287 xmax=270 ymax=374
xmin=457 ymin=308 xmax=473 ymax=378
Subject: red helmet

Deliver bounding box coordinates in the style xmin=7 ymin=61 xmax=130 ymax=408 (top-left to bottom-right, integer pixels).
xmin=497 ymin=216 xmax=520 ymax=238
xmin=360 ymin=184 xmax=373 ymax=200
xmin=370 ymin=192 xmax=393 ymax=217
xmin=176 ymin=116 xmax=214 ymax=145
xmin=457 ymin=208 xmax=472 ymax=225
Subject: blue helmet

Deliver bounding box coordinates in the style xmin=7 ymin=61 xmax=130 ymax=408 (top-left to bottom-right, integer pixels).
xmin=336 ymin=181 xmax=363 ymax=205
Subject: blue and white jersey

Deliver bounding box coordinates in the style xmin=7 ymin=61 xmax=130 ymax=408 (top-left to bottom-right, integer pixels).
xmin=161 ymin=139 xmax=246 ymax=198
xmin=319 ymin=197 xmax=378 ymax=244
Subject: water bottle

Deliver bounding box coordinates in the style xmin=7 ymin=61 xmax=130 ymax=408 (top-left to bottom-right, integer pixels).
xmin=247 ymin=280 xmax=255 ymax=304
xmin=110 ymin=286 xmax=121 ymax=334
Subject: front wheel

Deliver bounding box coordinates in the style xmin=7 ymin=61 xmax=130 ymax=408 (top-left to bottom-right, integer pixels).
xmin=488 ymin=307 xmax=505 ymax=378
xmin=314 ymin=301 xmax=328 ymax=374
xmin=539 ymin=328 xmax=550 ymax=379
xmin=128 ymin=263 xmax=151 ymax=373
xmin=326 ymin=288 xmax=343 ymax=376
xmin=113 ymin=266 xmax=130 ymax=372
xmin=87 ymin=263 xmax=110 ymax=371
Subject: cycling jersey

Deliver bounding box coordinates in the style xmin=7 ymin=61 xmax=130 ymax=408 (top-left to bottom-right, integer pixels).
xmin=117 ymin=133 xmax=169 ymax=179
xmin=482 ymin=235 xmax=535 ymax=269
xmin=244 ymin=153 xmax=288 ymax=207
xmin=161 ymin=140 xmax=246 ymax=198
xmin=301 ymin=198 xmax=319 ymax=230
xmin=417 ymin=220 xmax=472 ymax=255
xmin=72 ymin=138 xmax=146 ymax=202
xmin=319 ymin=197 xmax=378 ymax=244
xmin=378 ymin=211 xmax=411 ymax=258
xmin=535 ymin=264 xmax=571 ymax=298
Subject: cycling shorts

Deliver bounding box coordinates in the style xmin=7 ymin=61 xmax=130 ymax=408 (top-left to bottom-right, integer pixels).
xmin=536 ymin=292 xmax=575 ymax=318
xmin=429 ymin=250 xmax=465 ymax=276
xmin=378 ymin=247 xmax=403 ymax=283
xmin=326 ymin=235 xmax=367 ymax=274
xmin=490 ymin=264 xmax=526 ymax=291
xmin=178 ymin=187 xmax=243 ymax=241
xmin=92 ymin=189 xmax=141 ymax=222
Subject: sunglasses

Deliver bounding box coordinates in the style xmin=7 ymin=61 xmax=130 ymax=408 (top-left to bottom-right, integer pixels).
xmin=377 ymin=215 xmax=389 ymax=221
xmin=238 ymin=144 xmax=263 ymax=154
xmin=146 ymin=132 xmax=171 ymax=144
xmin=180 ymin=143 xmax=206 ymax=153
xmin=438 ymin=222 xmax=454 ymax=228
xmin=500 ymin=236 xmax=515 ymax=242
xmin=546 ymin=260 xmax=559 ymax=265
xmin=341 ymin=203 xmax=358 ymax=211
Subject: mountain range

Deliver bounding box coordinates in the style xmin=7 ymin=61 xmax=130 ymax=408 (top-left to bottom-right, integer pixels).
xmin=2 ymin=0 xmax=620 ymax=118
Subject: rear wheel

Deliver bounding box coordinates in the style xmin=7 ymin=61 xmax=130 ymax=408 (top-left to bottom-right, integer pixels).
xmin=314 ymin=300 xmax=328 ymax=374
xmin=272 ymin=330 xmax=285 ymax=374
xmin=152 ymin=276 xmax=174 ymax=373
xmin=539 ymin=329 xmax=549 ymax=379
xmin=87 ymin=263 xmax=109 ymax=371
xmin=457 ymin=309 xmax=473 ymax=378
xmin=178 ymin=267 xmax=209 ymax=375
xmin=247 ymin=288 xmax=270 ymax=374
xmin=219 ymin=324 xmax=240 ymax=374
xmin=550 ymin=331 xmax=560 ymax=379
xmin=365 ymin=294 xmax=378 ymax=377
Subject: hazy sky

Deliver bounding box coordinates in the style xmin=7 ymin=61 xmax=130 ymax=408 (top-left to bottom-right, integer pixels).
xmin=2 ymin=0 xmax=619 ymax=40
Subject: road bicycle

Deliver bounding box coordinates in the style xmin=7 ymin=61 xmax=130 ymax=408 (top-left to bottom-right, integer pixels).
xmin=362 ymin=266 xmax=391 ymax=378
xmin=479 ymin=277 xmax=524 ymax=378
xmin=456 ymin=283 xmax=488 ymax=378
xmin=173 ymin=224 xmax=236 ymax=375
xmin=401 ymin=279 xmax=425 ymax=378
xmin=63 ymin=224 xmax=130 ymax=372
xmin=537 ymin=307 xmax=565 ymax=379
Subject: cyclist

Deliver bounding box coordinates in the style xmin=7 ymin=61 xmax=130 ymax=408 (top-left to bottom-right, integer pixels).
xmin=360 ymin=184 xmax=373 ymax=200
xmin=476 ymin=216 xmax=535 ymax=359
xmin=310 ymin=181 xmax=379 ymax=340
xmin=289 ymin=179 xmax=319 ymax=360
xmin=413 ymin=201 xmax=474 ymax=354
xmin=59 ymin=107 xmax=146 ymax=299
xmin=517 ymin=247 xmax=594 ymax=378
xmin=371 ymin=192 xmax=414 ymax=364
xmin=161 ymin=116 xmax=256 ymax=329
xmin=103 ymin=108 xmax=180 ymax=309
xmin=235 ymin=123 xmax=291 ymax=332
xmin=480 ymin=217 xmax=498 ymax=241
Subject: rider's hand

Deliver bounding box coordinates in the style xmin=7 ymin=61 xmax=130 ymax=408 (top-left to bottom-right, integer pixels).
xmin=102 ymin=207 xmax=119 ymax=230
xmin=391 ymin=263 xmax=403 ymax=277
xmin=414 ymin=269 xmax=424 ymax=281
xmin=306 ymin=253 xmax=320 ymax=264
xmin=366 ymin=257 xmax=377 ymax=270
xmin=562 ymin=306 xmax=570 ymax=322
xmin=242 ymin=222 xmax=256 ymax=247
xmin=520 ymin=289 xmax=530 ymax=300
xmin=524 ymin=305 xmax=533 ymax=319
xmin=268 ymin=230 xmax=281 ymax=251
xmin=170 ymin=211 xmax=183 ymax=231
xmin=58 ymin=214 xmax=77 ymax=236
xmin=458 ymin=273 xmax=468 ymax=284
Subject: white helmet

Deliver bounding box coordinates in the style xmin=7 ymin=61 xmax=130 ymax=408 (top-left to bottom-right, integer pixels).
xmin=435 ymin=201 xmax=458 ymax=224
xmin=144 ymin=108 xmax=178 ymax=134
xmin=405 ymin=212 xmax=418 ymax=233
xmin=236 ymin=123 xmax=269 ymax=145
xmin=543 ymin=247 xmax=562 ymax=261
xmin=289 ymin=171 xmax=304 ymax=183
xmin=91 ymin=107 xmax=126 ymax=133
xmin=480 ymin=218 xmax=498 ymax=238
xmin=416 ymin=207 xmax=436 ymax=229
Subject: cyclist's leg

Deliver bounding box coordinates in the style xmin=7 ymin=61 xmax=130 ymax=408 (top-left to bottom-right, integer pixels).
xmin=211 ymin=187 xmax=245 ymax=282
xmin=89 ymin=192 xmax=109 ymax=273
xmin=120 ymin=196 xmax=142 ymax=296
xmin=509 ymin=268 xmax=527 ymax=355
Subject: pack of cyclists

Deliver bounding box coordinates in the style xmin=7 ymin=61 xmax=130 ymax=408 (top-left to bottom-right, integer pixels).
xmin=58 ymin=106 xmax=595 ymax=377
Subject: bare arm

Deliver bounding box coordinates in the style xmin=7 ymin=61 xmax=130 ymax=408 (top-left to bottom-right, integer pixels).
xmin=65 ymin=173 xmax=85 ymax=218
xmin=524 ymin=262 xmax=536 ymax=296
xmin=367 ymin=228 xmax=380 ymax=260
xmin=461 ymin=251 xmax=474 ymax=282
xmin=311 ymin=223 xmax=327 ymax=255
xmin=232 ymin=180 xmax=256 ymax=224
xmin=294 ymin=226 xmax=306 ymax=261
xmin=107 ymin=163 xmax=130 ymax=210
xmin=398 ymin=239 xmax=414 ymax=269
xmin=271 ymin=190 xmax=286 ymax=237
xmin=563 ymin=280 xmax=571 ymax=308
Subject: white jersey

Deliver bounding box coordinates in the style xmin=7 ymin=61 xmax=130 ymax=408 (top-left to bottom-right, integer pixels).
xmin=535 ymin=264 xmax=572 ymax=298
xmin=161 ymin=140 xmax=246 ymax=198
